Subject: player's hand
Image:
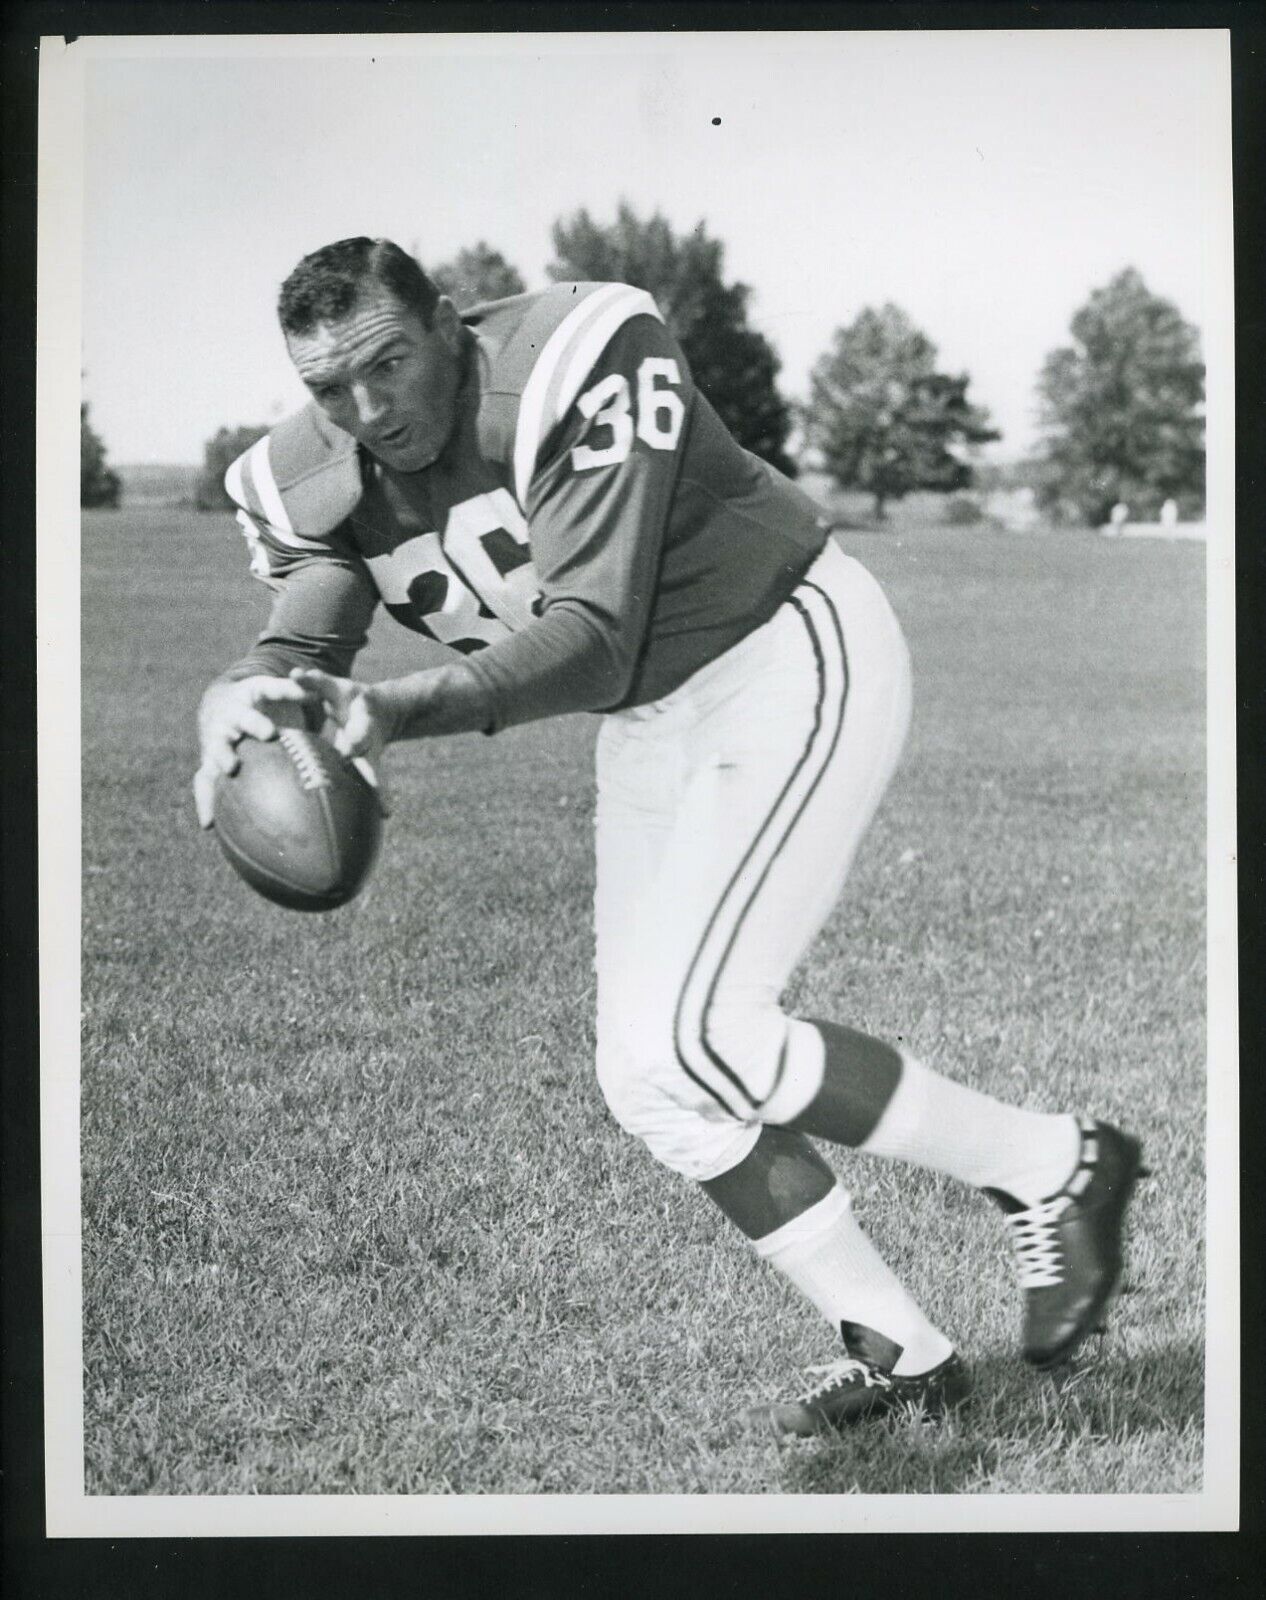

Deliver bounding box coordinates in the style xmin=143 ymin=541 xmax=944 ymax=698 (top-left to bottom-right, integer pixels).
xmin=288 ymin=667 xmax=394 ymax=814
xmin=193 ymin=674 xmax=312 ymax=829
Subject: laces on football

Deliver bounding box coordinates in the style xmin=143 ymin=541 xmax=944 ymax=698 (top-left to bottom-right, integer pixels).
xmin=799 ymin=1357 xmax=892 ymax=1403
xmin=278 ymin=728 xmax=330 ymax=792
xmin=1004 ymin=1195 xmax=1071 ymax=1288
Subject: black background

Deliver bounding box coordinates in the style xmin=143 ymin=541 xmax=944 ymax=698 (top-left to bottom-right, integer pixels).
xmin=3 ymin=3 xmax=1262 ymax=1595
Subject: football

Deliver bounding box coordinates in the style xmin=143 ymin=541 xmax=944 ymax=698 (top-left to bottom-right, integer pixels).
xmin=212 ymin=729 xmax=383 ymax=911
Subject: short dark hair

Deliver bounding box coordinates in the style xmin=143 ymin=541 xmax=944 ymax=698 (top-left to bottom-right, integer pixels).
xmin=277 ymin=237 xmax=441 ymax=336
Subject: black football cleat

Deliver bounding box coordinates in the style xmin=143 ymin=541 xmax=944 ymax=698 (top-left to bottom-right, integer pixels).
xmin=751 ymin=1322 xmax=970 ymax=1438
xmin=989 ymin=1118 xmax=1146 ymax=1371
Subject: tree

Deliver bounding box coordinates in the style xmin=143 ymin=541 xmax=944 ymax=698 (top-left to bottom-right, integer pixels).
xmin=81 ymin=402 xmax=121 ymax=508
xmin=805 ymin=305 xmax=999 ymax=520
xmin=1035 ymin=268 xmax=1205 ymax=526
xmin=429 ymin=242 xmax=526 ymax=310
xmin=195 ymin=424 xmax=269 ymax=511
xmin=548 ymin=203 xmax=797 ymax=475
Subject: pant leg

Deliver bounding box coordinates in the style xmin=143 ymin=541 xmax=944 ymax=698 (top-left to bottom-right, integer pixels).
xmin=676 ymin=544 xmax=913 ymax=1126
xmin=594 ymin=703 xmax=766 ymax=1181
xmin=593 ymin=543 xmax=912 ymax=1180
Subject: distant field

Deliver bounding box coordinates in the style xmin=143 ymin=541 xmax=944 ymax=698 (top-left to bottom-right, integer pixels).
xmin=79 ymin=506 xmax=1207 ymax=1497
xmin=113 ymin=462 xmax=201 ymax=507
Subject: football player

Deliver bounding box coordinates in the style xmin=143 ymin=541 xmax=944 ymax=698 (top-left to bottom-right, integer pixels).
xmin=194 ymin=238 xmax=1144 ymax=1433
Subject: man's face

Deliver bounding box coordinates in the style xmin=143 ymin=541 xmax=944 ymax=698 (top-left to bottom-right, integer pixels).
xmin=286 ymin=286 xmax=464 ymax=472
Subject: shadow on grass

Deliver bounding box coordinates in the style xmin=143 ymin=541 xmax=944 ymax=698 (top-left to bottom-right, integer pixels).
xmin=775 ymin=1337 xmax=1205 ymax=1496
xmin=1036 ymin=1333 xmax=1206 ymax=1440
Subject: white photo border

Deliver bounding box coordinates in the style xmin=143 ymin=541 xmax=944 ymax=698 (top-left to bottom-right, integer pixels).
xmin=38 ymin=26 xmax=1240 ymax=1538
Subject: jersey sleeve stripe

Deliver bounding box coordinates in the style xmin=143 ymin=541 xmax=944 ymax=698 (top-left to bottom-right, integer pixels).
xmin=224 ymin=452 xmax=248 ymax=512
xmin=225 ymin=435 xmax=328 ymax=552
xmin=511 ymin=283 xmax=639 ymax=508
xmin=553 ymin=287 xmax=661 ymax=427
xmin=248 ymin=434 xmax=296 ymax=537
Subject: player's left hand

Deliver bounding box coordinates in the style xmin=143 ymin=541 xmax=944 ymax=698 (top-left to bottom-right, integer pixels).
xmin=290 ymin=668 xmax=393 ymax=814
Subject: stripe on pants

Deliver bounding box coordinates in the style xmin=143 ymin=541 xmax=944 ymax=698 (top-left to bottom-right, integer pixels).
xmin=673 ymin=580 xmax=850 ymax=1118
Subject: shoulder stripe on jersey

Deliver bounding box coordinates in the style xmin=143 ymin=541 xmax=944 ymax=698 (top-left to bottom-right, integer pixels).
xmin=225 ymin=436 xmax=327 ymax=552
xmin=223 ymin=452 xmax=248 ymax=512
xmin=512 ymin=284 xmax=660 ymax=508
xmin=512 ymin=284 xmax=626 ymax=507
xmin=554 ymin=287 xmax=661 ymax=428
xmin=247 ymin=435 xmax=295 ymax=537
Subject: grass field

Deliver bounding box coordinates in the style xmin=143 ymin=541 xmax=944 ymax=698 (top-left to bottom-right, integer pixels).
xmin=80 ymin=505 xmax=1207 ymax=1497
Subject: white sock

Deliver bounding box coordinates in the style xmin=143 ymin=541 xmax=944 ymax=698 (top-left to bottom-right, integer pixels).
xmin=752 ymin=1185 xmax=954 ymax=1376
xmin=861 ymin=1053 xmax=1082 ymax=1207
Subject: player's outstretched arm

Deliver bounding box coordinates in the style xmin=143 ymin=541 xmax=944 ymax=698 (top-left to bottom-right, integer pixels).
xmin=291 ymin=662 xmax=494 ymax=754
xmin=192 ymin=674 xmax=313 ymax=828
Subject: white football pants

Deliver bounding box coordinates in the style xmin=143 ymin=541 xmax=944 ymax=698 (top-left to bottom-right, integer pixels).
xmin=593 ymin=539 xmax=913 ymax=1182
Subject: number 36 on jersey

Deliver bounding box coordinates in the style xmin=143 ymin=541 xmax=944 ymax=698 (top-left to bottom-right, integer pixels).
xmin=571 ymin=357 xmax=685 ymax=471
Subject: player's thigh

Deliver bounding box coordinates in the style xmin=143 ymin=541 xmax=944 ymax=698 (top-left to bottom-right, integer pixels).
xmin=671 ymin=557 xmax=909 ymax=999
xmin=694 ymin=551 xmax=913 ymax=1006
xmin=593 ymin=713 xmax=683 ymax=1020
xmin=594 ymin=546 xmax=911 ymax=1122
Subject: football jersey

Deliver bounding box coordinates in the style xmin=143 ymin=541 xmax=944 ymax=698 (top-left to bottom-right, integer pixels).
xmin=224 ymin=282 xmax=832 ymax=728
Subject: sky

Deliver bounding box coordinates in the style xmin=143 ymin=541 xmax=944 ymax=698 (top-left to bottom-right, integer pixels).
xmin=74 ymin=29 xmax=1231 ymax=465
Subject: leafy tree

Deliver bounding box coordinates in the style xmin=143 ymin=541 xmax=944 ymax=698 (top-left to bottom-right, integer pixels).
xmin=80 ymin=402 xmax=121 ymax=508
xmin=548 ymin=203 xmax=797 ymax=475
xmin=805 ymin=305 xmax=999 ymax=519
xmin=195 ymin=424 xmax=269 ymax=511
xmin=430 ymin=242 xmax=527 ymax=310
xmin=1035 ymin=267 xmax=1205 ymax=525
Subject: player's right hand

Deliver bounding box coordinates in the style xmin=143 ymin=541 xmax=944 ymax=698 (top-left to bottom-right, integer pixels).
xmin=193 ymin=674 xmax=313 ymax=829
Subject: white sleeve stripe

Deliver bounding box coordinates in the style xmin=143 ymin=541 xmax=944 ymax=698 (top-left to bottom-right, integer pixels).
xmin=224 ymin=454 xmax=246 ymax=508
xmin=225 ymin=438 xmax=332 ymax=554
xmin=248 ymin=434 xmax=295 ymax=536
xmin=229 ymin=443 xmax=325 ymax=551
xmin=511 ymin=283 xmax=635 ymax=509
xmin=554 ymin=287 xmax=661 ymax=426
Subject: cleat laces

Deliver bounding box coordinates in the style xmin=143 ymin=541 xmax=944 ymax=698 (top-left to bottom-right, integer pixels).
xmin=1004 ymin=1195 xmax=1072 ymax=1288
xmin=799 ymin=1357 xmax=892 ymax=1403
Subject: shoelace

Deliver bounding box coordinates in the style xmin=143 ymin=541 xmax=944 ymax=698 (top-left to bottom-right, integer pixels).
xmin=1004 ymin=1194 xmax=1072 ymax=1288
xmin=799 ymin=1357 xmax=892 ymax=1403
